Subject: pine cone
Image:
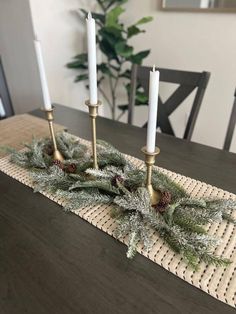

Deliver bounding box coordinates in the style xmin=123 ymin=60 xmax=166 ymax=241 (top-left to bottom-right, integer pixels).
xmin=66 ymin=163 xmax=77 ymax=174
xmin=53 ymin=160 xmax=64 ymax=170
xmin=156 ymin=200 xmax=169 ymax=213
xmin=111 ymin=175 xmax=124 ymax=187
xmin=161 ymin=191 xmax=172 ymax=205
xmin=155 ymin=191 xmax=172 ymax=213
xmin=44 ymin=144 xmax=53 ymax=156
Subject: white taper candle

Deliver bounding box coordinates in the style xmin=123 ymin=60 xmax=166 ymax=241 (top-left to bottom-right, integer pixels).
xmin=86 ymin=12 xmax=98 ymax=105
xmin=146 ymin=65 xmax=160 ymax=153
xmin=34 ymin=38 xmax=52 ymax=111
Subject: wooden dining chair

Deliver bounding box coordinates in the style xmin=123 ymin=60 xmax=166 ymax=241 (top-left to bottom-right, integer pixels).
xmin=0 ymin=57 xmax=14 ymax=119
xmin=127 ymin=65 xmax=210 ymax=140
xmin=223 ymin=88 xmax=236 ymax=151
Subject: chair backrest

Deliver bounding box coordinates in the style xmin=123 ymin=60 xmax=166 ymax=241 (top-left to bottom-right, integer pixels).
xmin=223 ymin=88 xmax=236 ymax=151
xmin=128 ymin=64 xmax=210 ymax=140
xmin=0 ymin=57 xmax=14 ymax=119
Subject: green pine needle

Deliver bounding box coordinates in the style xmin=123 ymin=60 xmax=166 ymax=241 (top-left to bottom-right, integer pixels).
xmin=173 ymin=215 xmax=207 ymax=235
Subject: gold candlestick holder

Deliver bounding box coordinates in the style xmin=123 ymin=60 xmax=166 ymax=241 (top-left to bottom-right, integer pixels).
xmin=42 ymin=107 xmax=64 ymax=162
xmin=85 ymin=100 xmax=102 ymax=169
xmin=141 ymin=146 xmax=161 ymax=205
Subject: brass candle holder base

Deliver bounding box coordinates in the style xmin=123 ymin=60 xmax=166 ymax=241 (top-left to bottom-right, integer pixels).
xmin=85 ymin=100 xmax=102 ymax=169
xmin=42 ymin=107 xmax=64 ymax=162
xmin=141 ymin=146 xmax=161 ymax=206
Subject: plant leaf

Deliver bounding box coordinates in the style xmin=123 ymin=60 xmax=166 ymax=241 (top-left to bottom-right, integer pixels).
xmin=118 ymin=104 xmax=128 ymax=111
xmin=99 ymin=39 xmax=119 ymax=61
xmin=136 ymin=91 xmax=148 ymax=104
xmin=72 ymin=53 xmax=88 ymax=62
xmin=99 ymin=26 xmax=123 ymax=39
xmin=128 ymin=50 xmax=150 ymax=65
xmin=67 ymin=53 xmax=88 ymax=69
xmin=75 ymin=74 xmax=88 ymax=82
xmin=115 ymin=42 xmax=134 ymax=58
xmin=127 ymin=25 xmax=145 ymax=38
xmin=98 ymin=63 xmax=115 ymax=77
xmin=136 ymin=16 xmax=153 ymax=25
xmin=98 ymin=28 xmax=122 ymax=61
xmin=67 ymin=61 xmax=87 ymax=70
xmin=106 ymin=6 xmax=125 ymax=29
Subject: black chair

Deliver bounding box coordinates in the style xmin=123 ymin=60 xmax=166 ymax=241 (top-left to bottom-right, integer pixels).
xmin=0 ymin=57 xmax=14 ymax=120
xmin=223 ymin=88 xmax=236 ymax=151
xmin=127 ymin=65 xmax=210 ymax=140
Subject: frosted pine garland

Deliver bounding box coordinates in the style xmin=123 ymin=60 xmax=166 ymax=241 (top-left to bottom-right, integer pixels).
xmin=4 ymin=132 xmax=236 ymax=270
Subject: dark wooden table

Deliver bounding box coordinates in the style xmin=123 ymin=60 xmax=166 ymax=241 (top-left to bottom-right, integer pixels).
xmin=1 ymin=104 xmax=236 ymax=314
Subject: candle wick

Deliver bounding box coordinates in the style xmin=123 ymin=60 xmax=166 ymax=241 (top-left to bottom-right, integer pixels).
xmin=153 ymin=65 xmax=156 ymax=72
xmin=87 ymin=12 xmax=92 ymax=20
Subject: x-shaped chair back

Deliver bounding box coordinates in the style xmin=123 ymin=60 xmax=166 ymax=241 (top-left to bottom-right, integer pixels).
xmin=128 ymin=65 xmax=210 ymax=140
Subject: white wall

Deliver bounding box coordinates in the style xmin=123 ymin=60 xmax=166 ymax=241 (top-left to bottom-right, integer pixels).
xmin=0 ymin=0 xmax=43 ymax=114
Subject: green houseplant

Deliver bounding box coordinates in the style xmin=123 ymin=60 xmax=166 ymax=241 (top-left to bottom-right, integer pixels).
xmin=67 ymin=0 xmax=153 ymax=120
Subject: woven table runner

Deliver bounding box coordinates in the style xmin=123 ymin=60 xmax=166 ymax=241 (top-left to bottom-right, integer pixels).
xmin=0 ymin=134 xmax=236 ymax=308
xmin=0 ymin=114 xmax=65 ymax=157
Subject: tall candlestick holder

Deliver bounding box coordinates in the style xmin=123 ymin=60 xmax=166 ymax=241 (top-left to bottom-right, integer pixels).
xmin=85 ymin=100 xmax=102 ymax=169
xmin=42 ymin=107 xmax=64 ymax=162
xmin=142 ymin=146 xmax=161 ymax=205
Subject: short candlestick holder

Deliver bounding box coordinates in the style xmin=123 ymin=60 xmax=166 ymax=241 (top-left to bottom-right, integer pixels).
xmin=42 ymin=107 xmax=64 ymax=162
xmin=85 ymin=100 xmax=102 ymax=169
xmin=141 ymin=146 xmax=161 ymax=206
